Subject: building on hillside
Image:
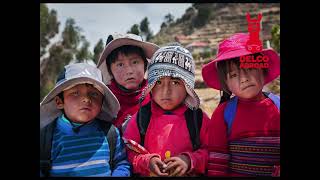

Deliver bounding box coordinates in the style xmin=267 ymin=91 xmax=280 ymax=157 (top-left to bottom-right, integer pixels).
xmin=185 ymin=41 xmax=211 ymax=54
xmin=174 ymin=35 xmax=189 ymax=46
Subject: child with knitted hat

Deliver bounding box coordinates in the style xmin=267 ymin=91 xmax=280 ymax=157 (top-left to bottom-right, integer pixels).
xmin=123 ymin=43 xmax=209 ymax=176
xmin=202 ymin=33 xmax=280 ymax=176
xmin=96 ymin=33 xmax=159 ymax=130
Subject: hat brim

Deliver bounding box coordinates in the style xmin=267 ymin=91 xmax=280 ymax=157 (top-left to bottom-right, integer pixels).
xmin=40 ymin=77 xmax=120 ymax=129
xmin=140 ymin=73 xmax=200 ymax=110
xmin=97 ymin=38 xmax=159 ymax=84
xmin=202 ymin=48 xmax=280 ymax=90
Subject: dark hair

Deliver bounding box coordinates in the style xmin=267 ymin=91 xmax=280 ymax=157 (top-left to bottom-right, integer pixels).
xmin=106 ymin=45 xmax=148 ymax=76
xmin=57 ymin=92 xmax=64 ymax=102
xmin=217 ymin=52 xmax=268 ymax=104
xmin=55 ymin=92 xmax=65 ymax=114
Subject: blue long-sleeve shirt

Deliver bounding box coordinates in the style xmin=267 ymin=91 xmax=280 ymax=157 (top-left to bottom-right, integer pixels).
xmin=49 ymin=115 xmax=131 ymax=177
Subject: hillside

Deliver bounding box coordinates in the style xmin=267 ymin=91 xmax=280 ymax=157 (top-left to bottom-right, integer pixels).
xmin=150 ymin=3 xmax=280 ymax=117
xmin=151 ymin=3 xmax=279 ymax=49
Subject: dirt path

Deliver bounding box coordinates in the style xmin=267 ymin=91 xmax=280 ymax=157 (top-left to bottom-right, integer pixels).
xmin=194 ymin=64 xmax=221 ymax=117
xmin=195 ymin=88 xmax=220 ymax=118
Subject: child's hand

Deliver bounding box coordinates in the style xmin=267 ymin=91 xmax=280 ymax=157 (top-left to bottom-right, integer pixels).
xmin=163 ymin=155 xmax=191 ymax=176
xmin=149 ymin=156 xmax=169 ymax=176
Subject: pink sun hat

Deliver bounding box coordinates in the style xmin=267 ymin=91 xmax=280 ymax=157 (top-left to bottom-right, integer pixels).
xmin=202 ymin=33 xmax=280 ymax=90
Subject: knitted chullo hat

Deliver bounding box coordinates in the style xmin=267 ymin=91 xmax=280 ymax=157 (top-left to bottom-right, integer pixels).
xmin=140 ymin=43 xmax=200 ymax=109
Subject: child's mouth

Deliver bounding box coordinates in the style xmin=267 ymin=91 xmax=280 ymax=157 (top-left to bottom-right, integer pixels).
xmin=80 ymin=107 xmax=91 ymax=111
xmin=242 ymin=85 xmax=255 ymax=90
xmin=126 ymin=78 xmax=135 ymax=82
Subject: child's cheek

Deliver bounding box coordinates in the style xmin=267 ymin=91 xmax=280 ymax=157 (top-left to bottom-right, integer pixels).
xmin=226 ymin=81 xmax=234 ymax=92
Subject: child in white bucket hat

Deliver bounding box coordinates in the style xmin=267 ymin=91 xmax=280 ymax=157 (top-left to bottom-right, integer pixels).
xmin=123 ymin=43 xmax=209 ymax=176
xmin=97 ymin=33 xmax=159 ymax=130
xmin=40 ymin=63 xmax=130 ymax=177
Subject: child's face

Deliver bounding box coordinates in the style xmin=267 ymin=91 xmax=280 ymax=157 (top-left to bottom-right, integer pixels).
xmin=55 ymin=84 xmax=103 ymax=123
xmin=110 ymin=52 xmax=145 ymax=90
xmin=226 ymin=63 xmax=265 ymax=99
xmin=151 ymin=77 xmax=187 ymax=111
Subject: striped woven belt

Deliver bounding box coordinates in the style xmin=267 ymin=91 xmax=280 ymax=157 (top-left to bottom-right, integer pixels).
xmin=229 ymin=137 xmax=280 ymax=176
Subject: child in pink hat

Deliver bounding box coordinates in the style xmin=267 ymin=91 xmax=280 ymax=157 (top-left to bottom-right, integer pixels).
xmin=202 ymin=33 xmax=280 ymax=176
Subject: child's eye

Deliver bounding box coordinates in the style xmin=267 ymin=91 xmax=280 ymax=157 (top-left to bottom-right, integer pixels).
xmin=156 ymin=80 xmax=161 ymax=85
xmin=171 ymin=81 xmax=180 ymax=85
xmin=116 ymin=63 xmax=124 ymax=67
xmin=229 ymin=73 xmax=238 ymax=78
xmin=89 ymin=92 xmax=99 ymax=98
xmin=71 ymin=91 xmax=79 ymax=96
xmin=133 ymin=60 xmax=139 ymax=64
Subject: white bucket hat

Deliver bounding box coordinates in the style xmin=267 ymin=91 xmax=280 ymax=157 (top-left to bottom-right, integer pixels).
xmin=96 ymin=33 xmax=159 ymax=84
xmin=40 ymin=63 xmax=120 ymax=129
xmin=140 ymin=43 xmax=200 ymax=109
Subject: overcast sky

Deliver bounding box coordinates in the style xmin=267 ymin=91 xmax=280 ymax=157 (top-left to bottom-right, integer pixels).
xmin=46 ymin=3 xmax=192 ymax=51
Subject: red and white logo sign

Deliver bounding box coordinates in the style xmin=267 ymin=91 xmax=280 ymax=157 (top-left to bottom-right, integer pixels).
xmin=240 ymin=12 xmax=269 ymax=69
xmin=246 ymin=12 xmax=262 ymax=53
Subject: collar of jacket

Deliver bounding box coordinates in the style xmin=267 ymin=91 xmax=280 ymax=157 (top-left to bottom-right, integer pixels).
xmin=108 ymin=79 xmax=147 ymax=95
xmin=151 ymin=100 xmax=188 ymax=116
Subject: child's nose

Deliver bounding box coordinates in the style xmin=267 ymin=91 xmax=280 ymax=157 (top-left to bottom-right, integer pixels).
xmin=125 ymin=64 xmax=134 ymax=74
xmin=241 ymin=78 xmax=249 ymax=83
xmin=162 ymin=84 xmax=172 ymax=95
xmin=82 ymin=95 xmax=91 ymax=103
xmin=240 ymin=70 xmax=249 ymax=83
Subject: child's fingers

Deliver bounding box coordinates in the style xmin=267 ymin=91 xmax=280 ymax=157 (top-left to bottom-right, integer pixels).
xmin=161 ymin=161 xmax=171 ymax=173
xmin=154 ymin=159 xmax=164 ymax=165
xmin=152 ymin=163 xmax=168 ymax=176
xmin=153 ymin=166 xmax=169 ymax=176
xmin=169 ymin=166 xmax=182 ymax=176
xmin=163 ymin=158 xmax=171 ymax=164
xmin=163 ymin=157 xmax=178 ymax=163
xmin=177 ymin=168 xmax=187 ymax=176
xmin=162 ymin=162 xmax=168 ymax=169
xmin=154 ymin=160 xmax=169 ymax=176
xmin=163 ymin=161 xmax=178 ymax=173
xmin=150 ymin=158 xmax=168 ymax=176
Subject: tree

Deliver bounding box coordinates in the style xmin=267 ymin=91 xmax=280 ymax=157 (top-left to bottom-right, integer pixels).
xmin=48 ymin=44 xmax=72 ymax=76
xmin=76 ymin=37 xmax=91 ymax=63
xmin=62 ymin=18 xmax=82 ymax=50
xmin=140 ymin=17 xmax=153 ymax=41
xmin=266 ymin=24 xmax=280 ymax=95
xmin=164 ymin=13 xmax=174 ymax=25
xmin=140 ymin=17 xmax=149 ymax=34
xmin=160 ymin=13 xmax=174 ymax=30
xmin=40 ymin=4 xmax=59 ymax=57
xmin=191 ymin=4 xmax=212 ymax=28
xmin=180 ymin=7 xmax=196 ymax=22
xmin=127 ymin=24 xmax=140 ymax=35
xmin=160 ymin=22 xmax=167 ymax=29
xmin=41 ymin=16 xmax=88 ymax=101
xmin=271 ymin=24 xmax=280 ymax=52
xmin=41 ymin=43 xmax=73 ymax=96
xmin=93 ymin=39 xmax=104 ymax=64
xmin=146 ymin=33 xmax=153 ymax=42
